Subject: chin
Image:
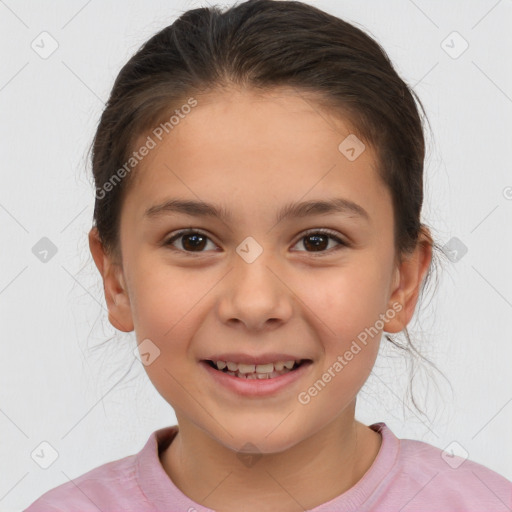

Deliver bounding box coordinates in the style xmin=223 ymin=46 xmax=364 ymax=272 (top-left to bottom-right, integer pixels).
xmin=207 ymin=415 xmax=309 ymax=455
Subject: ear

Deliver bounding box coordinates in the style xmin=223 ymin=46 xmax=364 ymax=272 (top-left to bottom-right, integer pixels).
xmin=88 ymin=227 xmax=134 ymax=332
xmin=383 ymin=227 xmax=433 ymax=333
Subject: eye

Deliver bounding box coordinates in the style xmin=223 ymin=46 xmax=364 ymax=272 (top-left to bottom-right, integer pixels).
xmin=163 ymin=229 xmax=218 ymax=254
xmin=291 ymin=229 xmax=349 ymax=255
xmin=163 ymin=228 xmax=349 ymax=256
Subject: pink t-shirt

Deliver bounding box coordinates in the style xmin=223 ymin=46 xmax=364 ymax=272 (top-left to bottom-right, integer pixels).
xmin=24 ymin=422 xmax=512 ymax=511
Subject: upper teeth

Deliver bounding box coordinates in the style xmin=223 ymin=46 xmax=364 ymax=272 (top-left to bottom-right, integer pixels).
xmin=214 ymin=360 xmax=299 ymax=373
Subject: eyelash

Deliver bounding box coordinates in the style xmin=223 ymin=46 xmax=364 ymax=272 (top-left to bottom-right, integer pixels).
xmin=162 ymin=228 xmax=349 ymax=256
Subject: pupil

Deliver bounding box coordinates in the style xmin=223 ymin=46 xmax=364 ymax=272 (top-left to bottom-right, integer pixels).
xmin=183 ymin=234 xmax=206 ymax=251
xmin=305 ymin=234 xmax=327 ymax=251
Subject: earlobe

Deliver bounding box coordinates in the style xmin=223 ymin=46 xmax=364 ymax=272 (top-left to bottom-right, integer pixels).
xmin=88 ymin=227 xmax=134 ymax=333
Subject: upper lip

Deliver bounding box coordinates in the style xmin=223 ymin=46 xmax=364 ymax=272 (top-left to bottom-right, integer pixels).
xmin=202 ymin=353 xmax=311 ymax=365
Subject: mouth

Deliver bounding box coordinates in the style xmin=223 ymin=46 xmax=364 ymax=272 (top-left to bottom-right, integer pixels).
xmin=203 ymin=358 xmax=311 ymax=380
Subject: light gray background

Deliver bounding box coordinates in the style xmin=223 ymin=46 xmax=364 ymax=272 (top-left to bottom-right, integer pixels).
xmin=1 ymin=1 xmax=511 ymax=510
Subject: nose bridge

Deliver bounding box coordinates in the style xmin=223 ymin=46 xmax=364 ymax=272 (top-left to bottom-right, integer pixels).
xmin=233 ymin=237 xmax=280 ymax=302
xmin=217 ymin=237 xmax=293 ymax=330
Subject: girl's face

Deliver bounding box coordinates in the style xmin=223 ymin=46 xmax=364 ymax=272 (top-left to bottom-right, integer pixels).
xmin=93 ymin=88 xmax=425 ymax=453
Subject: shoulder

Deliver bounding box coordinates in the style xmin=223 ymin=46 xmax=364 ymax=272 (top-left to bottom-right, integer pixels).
xmin=391 ymin=434 xmax=512 ymax=511
xmin=23 ymin=453 xmax=145 ymax=512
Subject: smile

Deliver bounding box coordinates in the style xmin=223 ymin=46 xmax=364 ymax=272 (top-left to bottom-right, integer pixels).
xmin=205 ymin=359 xmax=307 ymax=379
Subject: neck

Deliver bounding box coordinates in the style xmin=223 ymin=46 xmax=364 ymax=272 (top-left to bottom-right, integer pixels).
xmin=161 ymin=407 xmax=382 ymax=511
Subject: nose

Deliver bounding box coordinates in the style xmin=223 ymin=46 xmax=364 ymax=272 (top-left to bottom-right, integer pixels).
xmin=216 ymin=250 xmax=294 ymax=332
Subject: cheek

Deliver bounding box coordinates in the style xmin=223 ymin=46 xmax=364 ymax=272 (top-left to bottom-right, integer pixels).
xmin=126 ymin=263 xmax=214 ymax=394
xmin=128 ymin=266 xmax=203 ymax=410
xmin=128 ymin=260 xmax=204 ymax=339
xmin=304 ymin=260 xmax=389 ymax=379
xmin=300 ymin=259 xmax=391 ymax=336
xmin=306 ymin=276 xmax=384 ymax=413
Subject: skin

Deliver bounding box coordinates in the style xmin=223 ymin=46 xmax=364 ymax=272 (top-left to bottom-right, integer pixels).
xmin=89 ymin=87 xmax=432 ymax=511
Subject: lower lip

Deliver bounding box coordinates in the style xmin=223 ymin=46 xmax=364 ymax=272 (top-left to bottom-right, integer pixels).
xmin=200 ymin=360 xmax=312 ymax=398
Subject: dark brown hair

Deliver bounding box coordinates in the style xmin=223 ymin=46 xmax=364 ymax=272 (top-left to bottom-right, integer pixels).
xmin=89 ymin=0 xmax=450 ymax=417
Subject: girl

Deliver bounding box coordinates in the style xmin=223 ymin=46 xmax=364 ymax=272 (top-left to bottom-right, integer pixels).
xmin=25 ymin=0 xmax=512 ymax=510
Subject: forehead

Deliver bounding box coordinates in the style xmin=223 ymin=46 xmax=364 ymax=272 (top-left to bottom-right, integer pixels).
xmin=124 ymin=87 xmax=390 ymax=224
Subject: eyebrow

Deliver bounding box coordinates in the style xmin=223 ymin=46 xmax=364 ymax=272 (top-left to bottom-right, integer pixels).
xmin=144 ymin=197 xmax=370 ymax=224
